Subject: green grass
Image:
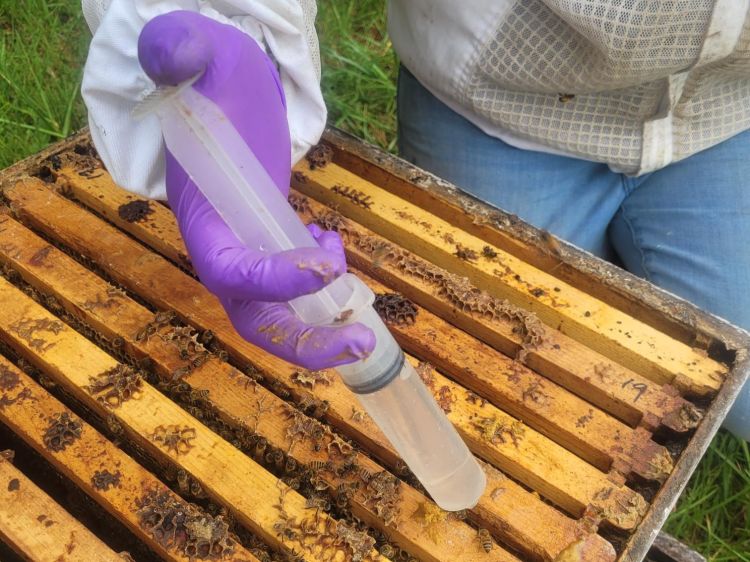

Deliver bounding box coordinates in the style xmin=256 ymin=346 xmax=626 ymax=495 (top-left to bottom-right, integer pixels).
xmin=1 ymin=1 xmax=749 ymax=560
xmin=0 ymin=0 xmax=90 ymax=168
xmin=665 ymin=431 xmax=750 ymax=561
xmin=317 ymin=0 xmax=398 ymax=152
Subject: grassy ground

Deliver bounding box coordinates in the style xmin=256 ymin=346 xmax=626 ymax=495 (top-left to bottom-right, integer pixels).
xmin=1 ymin=1 xmax=748 ymax=560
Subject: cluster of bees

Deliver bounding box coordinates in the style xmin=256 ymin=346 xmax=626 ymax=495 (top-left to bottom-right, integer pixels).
xmin=305 ymin=144 xmax=334 ymax=170
xmin=473 ymin=416 xmax=526 ymax=448
xmin=332 ymin=184 xmax=374 ymax=210
xmin=273 ymin=478 xmax=377 ymax=562
xmin=290 ymin=370 xmax=332 ymax=390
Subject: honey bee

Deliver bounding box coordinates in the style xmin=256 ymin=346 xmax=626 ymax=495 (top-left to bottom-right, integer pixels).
xmin=379 ymin=544 xmax=397 ymax=558
xmin=254 ymin=438 xmax=268 ymax=458
xmin=310 ymin=474 xmax=330 ymax=492
xmin=334 ymin=491 xmax=350 ymax=509
xmin=358 ymin=467 xmax=372 ymax=483
xmin=393 ymin=460 xmax=409 ymax=477
xmin=557 ymin=93 xmax=575 ymax=103
xmin=454 ymin=244 xmax=478 ymax=262
xmin=477 ymin=528 xmax=493 ymax=553
xmin=189 ymin=479 xmax=205 ymax=498
xmin=481 ymin=246 xmax=498 ymax=259
xmin=305 ymin=495 xmax=331 ymax=514
xmin=106 ymin=414 xmax=123 ymax=436
xmin=176 ymin=469 xmax=189 ymax=494
xmin=283 ymin=476 xmax=301 ymax=490
xmin=272 ymin=449 xmax=285 ymax=469
xmin=272 ymin=519 xmax=298 ymax=543
xmin=540 ymin=229 xmax=562 ymax=258
xmin=285 ymin=457 xmax=298 ymax=474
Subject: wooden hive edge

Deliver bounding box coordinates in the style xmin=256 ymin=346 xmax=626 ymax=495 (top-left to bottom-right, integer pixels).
xmin=618 ymin=346 xmax=750 ymax=562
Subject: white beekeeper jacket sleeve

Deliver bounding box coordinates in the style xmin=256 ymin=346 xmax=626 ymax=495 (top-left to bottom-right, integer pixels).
xmin=81 ymin=0 xmax=326 ymax=200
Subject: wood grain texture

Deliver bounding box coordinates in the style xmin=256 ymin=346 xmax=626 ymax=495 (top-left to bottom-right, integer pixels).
xmin=0 ymin=215 xmax=518 ymax=562
xmin=0 ymin=357 xmax=259 ymax=562
xmin=291 ymin=161 xmax=726 ymax=396
xmin=53 ymin=167 xmax=674 ymax=482
xmin=54 ymin=167 xmax=702 ymax=434
xmin=0 ymin=454 xmax=124 ymax=562
xmin=0 ymin=276 xmax=383 ymax=562
xmin=4 ymin=165 xmax=627 ymax=558
xmin=4 ymin=177 xmax=647 ymax=531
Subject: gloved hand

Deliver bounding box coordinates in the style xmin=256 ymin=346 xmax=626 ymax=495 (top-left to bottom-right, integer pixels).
xmin=138 ymin=11 xmax=375 ymax=370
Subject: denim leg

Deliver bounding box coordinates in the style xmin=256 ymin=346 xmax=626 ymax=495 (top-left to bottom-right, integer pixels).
xmin=609 ymin=130 xmax=750 ymax=439
xmin=397 ymin=67 xmax=624 ymax=258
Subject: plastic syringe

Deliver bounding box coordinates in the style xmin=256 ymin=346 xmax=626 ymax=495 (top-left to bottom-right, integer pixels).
xmin=139 ymin=83 xmax=486 ymax=511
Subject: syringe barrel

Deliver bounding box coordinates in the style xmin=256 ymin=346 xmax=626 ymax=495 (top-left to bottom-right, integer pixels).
xmin=339 ymin=308 xmax=487 ymax=511
xmin=156 ymin=84 xmax=486 ymax=510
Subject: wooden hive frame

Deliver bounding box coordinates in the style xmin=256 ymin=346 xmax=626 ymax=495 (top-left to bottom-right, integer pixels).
xmin=0 ymin=128 xmax=747 ymax=562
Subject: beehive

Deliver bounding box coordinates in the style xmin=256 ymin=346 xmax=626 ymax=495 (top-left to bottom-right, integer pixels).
xmin=0 ymin=129 xmax=747 ymax=562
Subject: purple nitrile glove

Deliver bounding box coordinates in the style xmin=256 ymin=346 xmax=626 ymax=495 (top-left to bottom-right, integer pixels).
xmin=138 ymin=11 xmax=375 ymax=370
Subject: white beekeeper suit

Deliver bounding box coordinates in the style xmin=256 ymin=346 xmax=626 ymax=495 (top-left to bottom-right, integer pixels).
xmin=82 ymin=0 xmax=750 ymax=198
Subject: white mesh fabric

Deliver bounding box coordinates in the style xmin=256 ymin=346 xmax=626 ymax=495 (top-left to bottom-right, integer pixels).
xmin=297 ymin=0 xmax=321 ymax=80
xmin=81 ymin=0 xmax=113 ymax=32
xmin=457 ymin=0 xmax=750 ymax=173
xmin=472 ymin=1 xmax=713 ymax=93
xmin=673 ymin=16 xmax=750 ymax=162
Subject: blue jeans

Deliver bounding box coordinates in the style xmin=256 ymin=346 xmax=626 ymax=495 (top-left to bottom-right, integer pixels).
xmin=397 ymin=67 xmax=750 ymax=440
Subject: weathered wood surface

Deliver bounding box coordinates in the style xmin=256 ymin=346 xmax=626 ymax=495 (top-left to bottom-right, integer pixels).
xmin=0 ymin=216 xmax=519 ymax=562
xmin=1 ymin=179 xmax=627 ymax=561
xmin=292 ymin=161 xmax=726 ymax=396
xmin=0 ymin=357 xmax=260 ymax=562
xmin=648 ymin=533 xmax=706 ymax=562
xmin=53 ymin=167 xmax=675 ymax=483
xmin=321 ymin=130 xmax=701 ymax=346
xmin=0 ymin=276 xmax=386 ymax=562
xmin=53 ymin=166 xmax=703 ymax=436
xmin=0 ymin=452 xmax=125 ymax=562
xmin=11 ymin=174 xmax=651 ymax=527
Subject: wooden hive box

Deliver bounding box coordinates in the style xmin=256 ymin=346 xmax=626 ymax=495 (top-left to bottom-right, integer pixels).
xmin=0 ymin=129 xmax=747 ymax=562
